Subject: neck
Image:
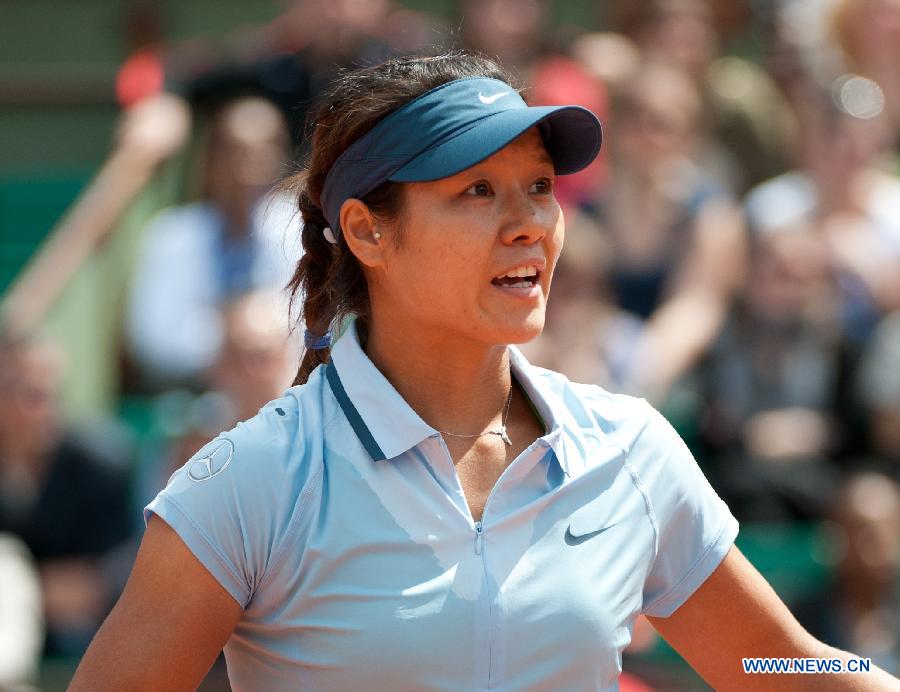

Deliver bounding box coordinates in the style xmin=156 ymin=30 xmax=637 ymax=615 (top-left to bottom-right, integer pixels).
xmin=362 ymin=317 xmax=512 ymax=437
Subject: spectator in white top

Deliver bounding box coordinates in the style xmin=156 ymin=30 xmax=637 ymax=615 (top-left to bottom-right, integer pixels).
xmin=126 ymin=96 xmax=300 ymax=388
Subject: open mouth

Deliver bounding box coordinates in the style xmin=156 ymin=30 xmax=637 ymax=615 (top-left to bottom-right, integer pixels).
xmin=491 ymin=264 xmax=541 ymax=289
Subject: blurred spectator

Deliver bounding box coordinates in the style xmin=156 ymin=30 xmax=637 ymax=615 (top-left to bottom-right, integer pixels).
xmin=582 ymin=61 xmax=747 ymax=400
xmin=570 ymin=31 xmax=642 ymax=95
xmin=857 ymin=312 xmax=900 ymax=471
xmin=697 ymin=224 xmax=842 ymax=521
xmin=0 ymin=333 xmax=135 ymax=656
xmin=528 ymin=55 xmax=609 ymax=210
xmin=745 ymin=92 xmax=900 ymax=344
xmin=794 ymin=472 xmax=900 ymax=675
xmin=125 ymin=96 xmax=300 ymax=389
xmin=138 ymin=290 xmax=297 ymax=504
xmin=615 ymin=0 xmax=796 ymax=193
xmin=522 ymin=213 xmax=642 ymax=390
xmin=210 ymin=290 xmax=297 ymax=424
xmin=168 ymin=0 xmax=430 ymax=151
xmin=829 ymin=0 xmax=900 ymax=135
xmin=0 ymin=533 xmax=43 ymax=689
xmin=115 ymin=1 xmax=166 ymax=109
xmin=456 ymin=0 xmax=549 ymax=79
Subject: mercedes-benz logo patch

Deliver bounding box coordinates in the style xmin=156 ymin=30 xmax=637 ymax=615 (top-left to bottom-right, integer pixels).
xmin=188 ymin=439 xmax=235 ymax=482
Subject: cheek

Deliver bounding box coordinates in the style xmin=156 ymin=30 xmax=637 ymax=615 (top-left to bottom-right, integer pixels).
xmin=393 ymin=235 xmax=486 ymax=310
xmin=544 ymin=214 xmax=565 ymax=284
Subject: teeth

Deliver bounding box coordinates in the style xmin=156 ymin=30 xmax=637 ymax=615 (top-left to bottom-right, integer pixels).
xmin=495 ymin=265 xmax=539 ymax=280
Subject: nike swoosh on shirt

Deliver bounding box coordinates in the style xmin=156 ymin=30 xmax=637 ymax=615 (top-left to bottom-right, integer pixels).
xmin=564 ymin=523 xmax=615 ymax=546
xmin=478 ymin=91 xmax=510 ymax=104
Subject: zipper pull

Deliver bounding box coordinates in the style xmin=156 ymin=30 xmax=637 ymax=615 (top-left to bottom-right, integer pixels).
xmin=474 ymin=521 xmax=483 ymax=555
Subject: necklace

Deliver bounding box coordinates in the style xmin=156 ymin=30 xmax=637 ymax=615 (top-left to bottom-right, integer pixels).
xmin=433 ymin=386 xmax=513 ymax=445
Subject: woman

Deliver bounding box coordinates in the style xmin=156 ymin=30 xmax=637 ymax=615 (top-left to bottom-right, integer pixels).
xmin=72 ymin=53 xmax=897 ymax=690
xmin=582 ymin=60 xmax=747 ymax=401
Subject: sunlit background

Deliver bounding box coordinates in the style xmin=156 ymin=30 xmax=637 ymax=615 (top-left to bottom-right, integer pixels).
xmin=1 ymin=1 xmax=899 ymax=689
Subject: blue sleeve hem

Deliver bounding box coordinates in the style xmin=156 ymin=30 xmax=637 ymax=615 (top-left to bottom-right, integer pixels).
xmin=642 ymin=514 xmax=739 ymax=618
xmin=144 ymin=495 xmax=249 ymax=609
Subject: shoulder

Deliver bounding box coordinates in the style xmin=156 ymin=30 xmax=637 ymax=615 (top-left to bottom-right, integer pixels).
xmin=200 ymin=378 xmax=326 ymax=492
xmin=546 ymin=372 xmax=698 ymax=476
xmin=533 ymin=367 xmax=656 ymax=452
xmin=150 ymin=371 xmax=330 ymax=526
xmin=144 ymin=376 xmax=330 ymax=604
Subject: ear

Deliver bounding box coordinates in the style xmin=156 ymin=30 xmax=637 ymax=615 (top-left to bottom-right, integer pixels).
xmin=339 ymin=198 xmax=387 ymax=268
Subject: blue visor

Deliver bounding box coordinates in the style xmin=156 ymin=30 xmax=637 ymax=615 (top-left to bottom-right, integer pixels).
xmin=320 ymin=77 xmax=602 ymax=236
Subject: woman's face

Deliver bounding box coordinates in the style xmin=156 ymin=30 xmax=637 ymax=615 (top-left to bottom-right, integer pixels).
xmin=368 ymin=127 xmax=563 ymax=347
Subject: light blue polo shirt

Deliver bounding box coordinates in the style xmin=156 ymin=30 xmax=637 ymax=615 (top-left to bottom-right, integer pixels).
xmin=145 ymin=320 xmax=738 ymax=691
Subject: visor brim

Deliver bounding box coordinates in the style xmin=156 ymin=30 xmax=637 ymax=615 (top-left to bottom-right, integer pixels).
xmin=388 ymin=105 xmax=602 ymax=183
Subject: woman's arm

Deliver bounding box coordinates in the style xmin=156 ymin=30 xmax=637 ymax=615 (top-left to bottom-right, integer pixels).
xmin=632 ymin=198 xmax=747 ymax=401
xmin=69 ymin=516 xmax=243 ymax=691
xmin=648 ymin=546 xmax=900 ymax=690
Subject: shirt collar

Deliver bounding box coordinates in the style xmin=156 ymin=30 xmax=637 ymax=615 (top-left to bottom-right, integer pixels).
xmin=327 ymin=320 xmax=436 ymax=461
xmin=507 ymin=346 xmax=582 ymax=478
xmin=327 ymin=320 xmax=581 ymax=475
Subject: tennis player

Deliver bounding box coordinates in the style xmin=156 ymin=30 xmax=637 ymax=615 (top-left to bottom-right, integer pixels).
xmin=72 ymin=52 xmax=897 ymax=690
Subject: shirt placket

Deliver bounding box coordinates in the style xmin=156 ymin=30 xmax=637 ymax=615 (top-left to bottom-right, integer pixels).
xmin=433 ymin=435 xmax=554 ymax=689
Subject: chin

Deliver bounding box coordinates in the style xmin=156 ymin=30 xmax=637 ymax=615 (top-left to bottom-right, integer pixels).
xmin=490 ymin=314 xmax=545 ymax=346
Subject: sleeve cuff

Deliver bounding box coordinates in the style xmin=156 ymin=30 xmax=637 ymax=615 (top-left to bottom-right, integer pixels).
xmin=144 ymin=494 xmax=249 ymax=609
xmin=642 ymin=514 xmax=739 ymax=618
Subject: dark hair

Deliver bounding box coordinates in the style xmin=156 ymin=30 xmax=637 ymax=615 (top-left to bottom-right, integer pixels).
xmin=283 ymin=51 xmax=516 ymax=385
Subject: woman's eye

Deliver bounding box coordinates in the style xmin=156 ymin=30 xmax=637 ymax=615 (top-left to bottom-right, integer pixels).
xmin=466 ymin=181 xmax=493 ymax=196
xmin=529 ymin=177 xmax=553 ymax=194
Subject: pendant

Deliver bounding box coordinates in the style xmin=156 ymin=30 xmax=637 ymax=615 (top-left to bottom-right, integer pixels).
xmin=499 ymin=426 xmax=511 ymax=445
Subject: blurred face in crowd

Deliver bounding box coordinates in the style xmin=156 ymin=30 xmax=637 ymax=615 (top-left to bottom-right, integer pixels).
xmin=804 ymin=107 xmax=893 ymax=180
xmin=459 ymin=0 xmax=545 ymax=67
xmin=211 ymin=292 xmax=295 ymax=420
xmin=835 ymin=0 xmax=900 ymax=56
xmin=744 ymin=227 xmax=831 ymax=328
xmin=835 ymin=474 xmax=900 ymax=587
xmin=614 ymin=64 xmax=701 ymax=168
xmin=277 ymin=0 xmax=391 ymax=45
xmin=871 ymin=409 xmax=900 ymax=460
xmin=204 ymin=97 xmax=290 ymax=226
xmin=638 ymin=0 xmax=719 ymax=78
xmin=0 ymin=341 xmax=65 ymax=463
xmin=359 ymin=128 xmax=563 ymax=348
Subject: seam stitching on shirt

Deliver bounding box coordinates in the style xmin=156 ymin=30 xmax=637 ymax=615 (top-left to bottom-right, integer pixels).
xmin=256 ymin=462 xmax=325 ymax=595
xmin=642 ymin=515 xmax=733 ymax=616
xmin=255 ymin=389 xmax=338 ymax=594
xmin=157 ymin=495 xmax=249 ymax=606
xmin=622 ymin=455 xmax=659 ymax=556
xmin=620 ymin=403 xmax=659 ymax=553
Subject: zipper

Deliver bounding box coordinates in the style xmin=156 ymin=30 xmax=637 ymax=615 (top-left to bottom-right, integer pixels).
xmin=474 ymin=521 xmax=483 ymax=555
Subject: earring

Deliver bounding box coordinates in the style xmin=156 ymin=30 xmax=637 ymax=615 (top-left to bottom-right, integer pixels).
xmin=373 ymin=231 xmax=382 ymax=240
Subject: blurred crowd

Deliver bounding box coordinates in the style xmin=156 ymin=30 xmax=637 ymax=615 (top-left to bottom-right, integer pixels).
xmin=2 ymin=0 xmax=900 ymax=688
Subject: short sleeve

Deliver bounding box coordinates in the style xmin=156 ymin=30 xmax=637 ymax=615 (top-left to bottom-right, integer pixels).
xmin=630 ymin=400 xmax=739 ymax=618
xmin=143 ymin=400 xmax=302 ymax=608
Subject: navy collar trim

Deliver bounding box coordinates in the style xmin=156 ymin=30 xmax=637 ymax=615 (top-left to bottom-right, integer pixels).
xmin=325 ymin=360 xmax=387 ymax=461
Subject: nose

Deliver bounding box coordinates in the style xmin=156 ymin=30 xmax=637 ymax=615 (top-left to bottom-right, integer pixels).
xmin=497 ymin=188 xmax=558 ymax=245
